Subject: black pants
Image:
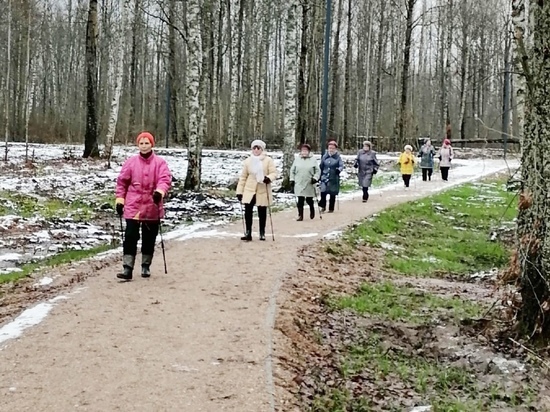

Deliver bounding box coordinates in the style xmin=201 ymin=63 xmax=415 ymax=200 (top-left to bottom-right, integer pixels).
xmin=124 ymin=219 xmax=159 ymax=256
xmin=297 ymin=196 xmax=314 ymax=216
xmin=440 ymin=167 xmax=450 ymax=181
xmin=421 ymin=168 xmax=433 ymax=181
xmin=402 ymin=174 xmax=412 ymax=187
xmin=362 ymin=187 xmax=369 ymax=201
xmin=319 ymin=192 xmax=336 ymax=211
xmin=244 ymin=195 xmax=267 ymax=233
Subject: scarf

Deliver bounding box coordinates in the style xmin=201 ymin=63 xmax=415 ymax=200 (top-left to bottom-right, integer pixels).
xmin=250 ymin=154 xmax=265 ymax=183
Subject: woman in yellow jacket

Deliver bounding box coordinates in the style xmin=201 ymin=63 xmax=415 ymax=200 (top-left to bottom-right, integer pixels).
xmin=398 ymin=145 xmax=415 ymax=188
xmin=236 ymin=139 xmax=278 ymax=241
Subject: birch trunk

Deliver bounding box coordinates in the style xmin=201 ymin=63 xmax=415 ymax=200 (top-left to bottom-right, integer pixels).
xmin=458 ymin=2 xmax=470 ymax=143
xmin=282 ymin=0 xmax=298 ymax=189
xmin=512 ymin=0 xmax=530 ymax=142
xmin=24 ymin=2 xmax=34 ymax=162
xmin=397 ymin=0 xmax=416 ymax=147
xmin=104 ymin=0 xmax=130 ymax=167
xmin=184 ymin=0 xmax=203 ymax=190
xmin=4 ymin=0 xmax=12 ymax=162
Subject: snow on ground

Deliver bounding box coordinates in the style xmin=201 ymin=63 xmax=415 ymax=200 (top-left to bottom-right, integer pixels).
xmin=0 ymin=142 xmax=516 ymax=275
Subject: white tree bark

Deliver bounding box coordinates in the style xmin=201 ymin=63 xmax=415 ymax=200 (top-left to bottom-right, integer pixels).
xmin=282 ymin=0 xmax=298 ymax=187
xmin=104 ymin=0 xmax=130 ymax=166
xmin=184 ymin=0 xmax=203 ymax=190
xmin=24 ymin=4 xmax=36 ymax=162
xmin=3 ymin=0 xmax=12 ymax=162
xmin=512 ymin=0 xmax=531 ymax=142
xmin=227 ymin=2 xmax=239 ymax=149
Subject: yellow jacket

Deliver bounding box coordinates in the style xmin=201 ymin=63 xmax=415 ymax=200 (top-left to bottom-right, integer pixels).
xmin=398 ymin=152 xmax=415 ymax=175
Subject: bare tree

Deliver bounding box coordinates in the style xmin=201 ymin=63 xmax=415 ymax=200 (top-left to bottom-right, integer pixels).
xmin=3 ymin=0 xmax=12 ymax=161
xmin=104 ymin=0 xmax=130 ymax=167
xmin=512 ymin=0 xmax=550 ymax=339
xmin=184 ymin=0 xmax=204 ymax=190
xmin=282 ymin=0 xmax=298 ymax=189
xmin=83 ymin=0 xmax=100 ymax=158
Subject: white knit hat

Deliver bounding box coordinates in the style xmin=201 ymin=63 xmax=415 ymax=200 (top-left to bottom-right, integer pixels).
xmin=404 ymin=144 xmax=413 ymax=151
xmin=251 ymin=139 xmax=266 ymax=150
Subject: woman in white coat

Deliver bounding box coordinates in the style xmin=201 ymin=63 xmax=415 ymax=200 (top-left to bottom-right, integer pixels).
xmin=236 ymin=139 xmax=278 ymax=241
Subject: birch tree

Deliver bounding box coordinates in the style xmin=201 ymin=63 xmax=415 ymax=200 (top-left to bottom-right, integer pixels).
xmin=281 ymin=0 xmax=298 ymax=189
xmin=3 ymin=0 xmax=12 ymax=162
xmin=104 ymin=0 xmax=130 ymax=167
xmin=183 ymin=0 xmax=203 ymax=190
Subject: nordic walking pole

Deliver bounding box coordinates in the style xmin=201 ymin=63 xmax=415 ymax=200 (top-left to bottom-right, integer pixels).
xmin=118 ymin=214 xmax=124 ymax=243
xmin=267 ymin=184 xmax=275 ymax=241
xmin=239 ymin=200 xmax=246 ymax=235
xmin=314 ymin=185 xmax=322 ymax=220
xmin=157 ymin=205 xmax=168 ymax=274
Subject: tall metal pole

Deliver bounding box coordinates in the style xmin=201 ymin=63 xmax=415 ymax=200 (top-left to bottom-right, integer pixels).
xmin=320 ymin=0 xmax=332 ymax=156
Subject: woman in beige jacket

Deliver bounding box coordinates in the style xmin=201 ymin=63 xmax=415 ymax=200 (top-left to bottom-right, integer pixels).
xmin=236 ymin=139 xmax=278 ymax=241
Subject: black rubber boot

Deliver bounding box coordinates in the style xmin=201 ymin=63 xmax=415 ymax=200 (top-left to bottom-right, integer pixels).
xmin=141 ymin=254 xmax=153 ymax=278
xmin=259 ymin=230 xmax=266 ymax=241
xmin=117 ymin=255 xmax=135 ymax=281
xmin=296 ymin=205 xmax=304 ymax=221
xmin=241 ymin=230 xmax=252 ymax=241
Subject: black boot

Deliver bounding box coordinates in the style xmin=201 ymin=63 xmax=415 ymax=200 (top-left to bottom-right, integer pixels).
xmin=258 ymin=206 xmax=267 ymax=241
xmin=117 ymin=255 xmax=135 ymax=281
xmin=310 ymin=206 xmax=315 ymax=219
xmin=241 ymin=230 xmax=252 ymax=241
xmin=296 ymin=205 xmax=304 ymax=221
xmin=141 ymin=254 xmax=153 ymax=278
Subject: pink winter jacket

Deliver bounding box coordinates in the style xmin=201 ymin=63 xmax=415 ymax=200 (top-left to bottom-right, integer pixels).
xmin=115 ymin=153 xmax=172 ymax=221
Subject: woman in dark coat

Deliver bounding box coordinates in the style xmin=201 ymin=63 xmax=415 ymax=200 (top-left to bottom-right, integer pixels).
xmin=318 ymin=140 xmax=344 ymax=213
xmin=354 ymin=140 xmax=379 ymax=202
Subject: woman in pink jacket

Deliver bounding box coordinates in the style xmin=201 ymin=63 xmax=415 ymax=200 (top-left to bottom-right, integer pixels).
xmin=115 ymin=132 xmax=172 ymax=280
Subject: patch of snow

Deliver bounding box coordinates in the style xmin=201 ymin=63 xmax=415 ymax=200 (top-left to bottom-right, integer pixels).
xmin=0 ymin=253 xmax=22 ymax=262
xmin=323 ymin=230 xmax=342 ymax=240
xmin=490 ymin=356 xmax=526 ymax=374
xmin=421 ymin=256 xmax=440 ymax=263
xmin=379 ymin=242 xmax=402 ymax=251
xmin=0 ymin=267 xmax=23 ymax=275
xmin=282 ymin=233 xmax=318 ymax=238
xmin=410 ymin=407 xmax=432 ymax=412
xmin=33 ymin=276 xmax=53 ymax=287
xmin=0 ymin=296 xmax=67 ymax=347
xmin=470 ymin=268 xmax=499 ymax=280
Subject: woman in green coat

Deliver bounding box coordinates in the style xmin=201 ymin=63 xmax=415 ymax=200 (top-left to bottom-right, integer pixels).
xmin=290 ymin=144 xmax=321 ymax=221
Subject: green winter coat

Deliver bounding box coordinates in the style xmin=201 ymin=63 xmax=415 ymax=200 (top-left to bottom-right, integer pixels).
xmin=290 ymin=155 xmax=321 ymax=198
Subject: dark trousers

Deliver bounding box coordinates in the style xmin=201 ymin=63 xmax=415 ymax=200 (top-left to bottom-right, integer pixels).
xmin=124 ymin=219 xmax=159 ymax=256
xmin=421 ymin=168 xmax=433 ymax=181
xmin=440 ymin=167 xmax=450 ymax=181
xmin=362 ymin=187 xmax=369 ymax=201
xmin=319 ymin=192 xmax=336 ymax=211
xmin=297 ymin=196 xmax=314 ymax=216
xmin=244 ymin=195 xmax=267 ymax=233
xmin=402 ymin=174 xmax=412 ymax=187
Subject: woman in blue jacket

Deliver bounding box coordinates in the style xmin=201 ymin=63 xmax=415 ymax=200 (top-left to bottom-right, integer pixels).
xmin=318 ymin=140 xmax=344 ymax=213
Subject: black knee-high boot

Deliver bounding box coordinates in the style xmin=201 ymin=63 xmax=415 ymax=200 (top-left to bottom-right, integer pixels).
xmin=241 ymin=203 xmax=253 ymax=241
xmin=305 ymin=197 xmax=315 ymax=219
xmin=296 ymin=196 xmax=305 ymax=221
xmin=258 ymin=206 xmax=267 ymax=240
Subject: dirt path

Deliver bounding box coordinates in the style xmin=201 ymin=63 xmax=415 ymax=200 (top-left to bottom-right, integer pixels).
xmin=0 ymin=165 xmax=510 ymax=411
